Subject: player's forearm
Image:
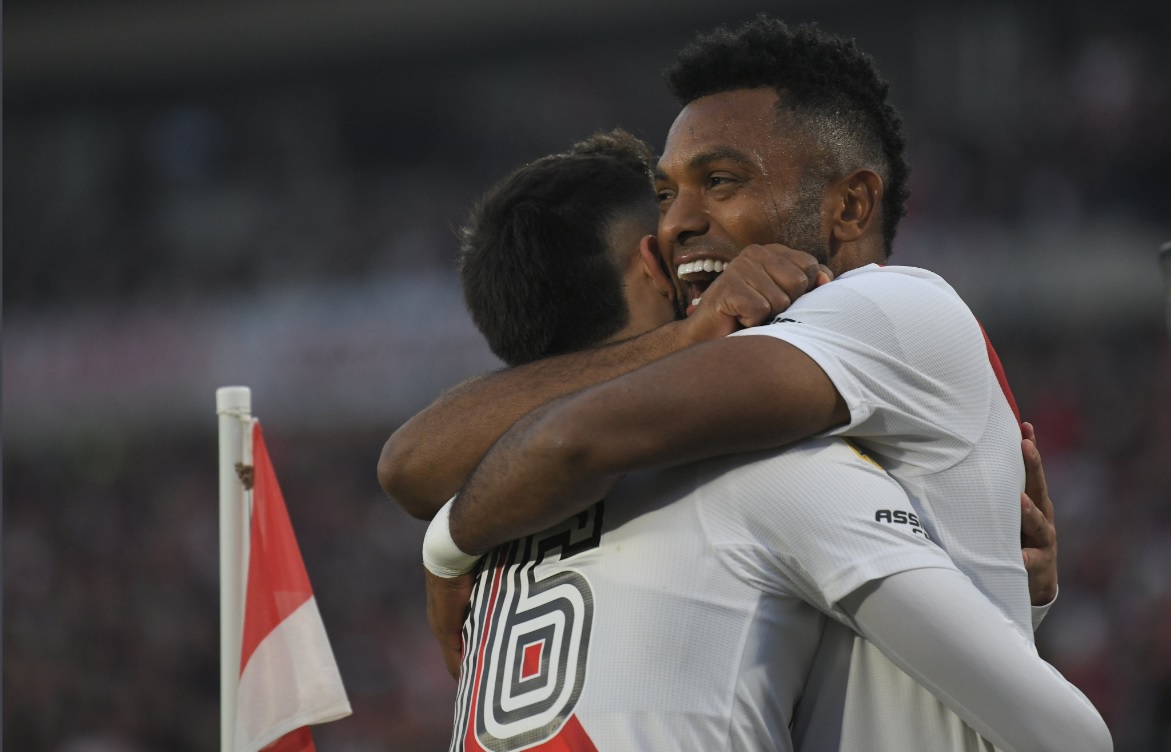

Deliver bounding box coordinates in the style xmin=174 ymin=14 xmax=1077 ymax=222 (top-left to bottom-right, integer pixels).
xmin=446 ymin=396 xmax=619 ymax=553
xmin=841 ymin=568 xmax=1112 ymax=752
xmin=377 ymin=320 xmax=693 ymax=519
xmin=449 ymin=336 xmax=847 ymax=553
xmin=382 ymin=248 xmax=829 ymax=519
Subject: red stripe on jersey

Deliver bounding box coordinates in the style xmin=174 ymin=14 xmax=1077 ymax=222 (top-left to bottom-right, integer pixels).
xmin=978 ymin=323 xmax=1021 ymax=424
xmin=460 ymin=549 xmax=598 ymax=752
xmin=462 ymin=557 xmax=507 ymax=752
xmin=527 ymin=715 xmax=598 ymax=752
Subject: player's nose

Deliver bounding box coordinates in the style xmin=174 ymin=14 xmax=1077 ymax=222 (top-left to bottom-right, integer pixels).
xmin=659 ymin=188 xmax=709 ymax=251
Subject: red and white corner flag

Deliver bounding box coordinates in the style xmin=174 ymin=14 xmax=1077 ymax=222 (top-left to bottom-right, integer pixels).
xmin=235 ymin=421 xmax=352 ymax=751
xmin=218 ymin=387 xmax=351 ymax=752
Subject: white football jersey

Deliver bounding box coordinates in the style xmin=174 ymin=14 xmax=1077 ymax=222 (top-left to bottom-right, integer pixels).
xmin=449 ymin=438 xmax=955 ymax=751
xmin=735 ymin=264 xmax=1027 ymax=750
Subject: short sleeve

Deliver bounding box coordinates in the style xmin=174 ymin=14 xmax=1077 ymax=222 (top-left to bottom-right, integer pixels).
xmin=697 ymin=438 xmax=958 ymax=623
xmin=730 ymin=265 xmax=992 ymax=475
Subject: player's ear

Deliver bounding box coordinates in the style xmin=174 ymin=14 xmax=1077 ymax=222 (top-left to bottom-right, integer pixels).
xmin=638 ymin=235 xmax=676 ymax=302
xmin=829 ymin=169 xmax=883 ymax=244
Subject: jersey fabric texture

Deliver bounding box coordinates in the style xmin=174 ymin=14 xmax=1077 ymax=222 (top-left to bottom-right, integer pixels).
xmin=733 ymin=264 xmax=1028 ymax=750
xmin=449 ymin=439 xmax=955 ymax=751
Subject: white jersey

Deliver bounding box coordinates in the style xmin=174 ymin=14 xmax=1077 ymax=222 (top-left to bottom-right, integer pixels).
xmin=449 ymin=438 xmax=955 ymax=751
xmin=734 ymin=264 xmax=1028 ymax=750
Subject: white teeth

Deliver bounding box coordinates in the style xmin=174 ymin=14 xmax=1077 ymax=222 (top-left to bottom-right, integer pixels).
xmin=691 ymin=297 xmax=702 ymax=307
xmin=676 ymin=259 xmax=728 ymax=277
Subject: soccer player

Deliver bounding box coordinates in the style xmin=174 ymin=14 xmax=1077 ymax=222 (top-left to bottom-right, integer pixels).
xmin=384 ymin=18 xmax=1102 ymax=749
xmin=399 ymin=131 xmax=1104 ymax=749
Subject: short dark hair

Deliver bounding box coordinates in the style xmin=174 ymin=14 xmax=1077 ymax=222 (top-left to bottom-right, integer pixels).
xmin=665 ymin=18 xmax=910 ymax=255
xmin=459 ymin=129 xmax=657 ymax=366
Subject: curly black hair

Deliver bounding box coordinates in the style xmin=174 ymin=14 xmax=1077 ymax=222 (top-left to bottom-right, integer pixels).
xmin=459 ymin=129 xmax=657 ymax=366
xmin=665 ymin=18 xmax=910 ymax=255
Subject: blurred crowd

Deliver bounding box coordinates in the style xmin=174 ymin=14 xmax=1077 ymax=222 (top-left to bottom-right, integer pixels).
xmin=995 ymin=325 xmax=1171 ymax=750
xmin=5 ymin=429 xmax=457 ymax=751
xmin=5 ymin=5 xmax=1168 ymax=314
xmin=5 ymin=2 xmax=1170 ymax=750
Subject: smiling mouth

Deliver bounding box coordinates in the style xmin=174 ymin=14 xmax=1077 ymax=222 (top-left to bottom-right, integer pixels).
xmin=676 ymin=258 xmax=729 ymax=314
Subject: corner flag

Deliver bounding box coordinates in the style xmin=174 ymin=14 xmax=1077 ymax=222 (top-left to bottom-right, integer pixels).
xmin=218 ymin=387 xmax=351 ymax=752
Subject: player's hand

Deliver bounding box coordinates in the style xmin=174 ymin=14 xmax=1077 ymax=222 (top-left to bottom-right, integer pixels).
xmin=425 ymin=568 xmax=473 ymax=679
xmin=1020 ymin=422 xmax=1058 ymax=606
xmin=680 ymin=244 xmax=832 ymax=344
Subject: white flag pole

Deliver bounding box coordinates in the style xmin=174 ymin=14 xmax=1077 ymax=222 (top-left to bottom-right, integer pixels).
xmin=217 ymin=386 xmax=252 ymax=752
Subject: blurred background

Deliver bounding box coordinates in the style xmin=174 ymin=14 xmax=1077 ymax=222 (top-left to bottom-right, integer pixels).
xmin=4 ymin=0 xmax=1170 ymax=749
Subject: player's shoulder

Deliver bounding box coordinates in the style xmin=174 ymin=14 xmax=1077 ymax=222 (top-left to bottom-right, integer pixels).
xmin=834 ymin=263 xmax=959 ymax=297
xmin=694 ymin=438 xmax=894 ymax=517
xmin=804 ymin=263 xmax=974 ymax=326
xmin=694 ymin=437 xmax=925 ymax=582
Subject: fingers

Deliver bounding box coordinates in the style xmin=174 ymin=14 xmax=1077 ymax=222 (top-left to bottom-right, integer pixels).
xmin=1020 ymin=491 xmax=1053 ymax=548
xmin=683 ymin=269 xmax=781 ymax=342
xmin=731 ymin=272 xmax=792 ymax=329
xmin=425 ymin=570 xmax=473 ymax=680
xmin=712 ymin=263 xmax=792 ymax=328
xmin=1021 ymin=490 xmax=1059 ymax=606
xmin=708 ymin=245 xmax=820 ymax=326
xmin=1020 ymin=420 xmax=1036 ymax=445
xmin=680 ymin=245 xmax=825 ymax=343
xmin=740 ymin=243 xmax=821 ymax=301
xmin=1019 ymin=421 xmax=1058 ymax=605
xmin=1021 ymin=435 xmax=1054 ymax=523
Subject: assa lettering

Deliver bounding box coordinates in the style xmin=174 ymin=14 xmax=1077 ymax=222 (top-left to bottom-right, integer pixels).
xmin=874 ymin=509 xmax=929 ymax=538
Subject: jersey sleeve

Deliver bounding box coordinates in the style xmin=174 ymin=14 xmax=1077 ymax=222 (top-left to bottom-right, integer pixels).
xmin=841 ymin=569 xmax=1111 ymax=752
xmin=698 ymin=438 xmax=957 ymax=623
xmin=729 ymin=265 xmax=994 ymax=474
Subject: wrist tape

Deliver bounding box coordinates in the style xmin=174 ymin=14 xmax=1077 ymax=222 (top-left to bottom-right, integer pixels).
xmin=422 ymin=496 xmax=481 ymax=578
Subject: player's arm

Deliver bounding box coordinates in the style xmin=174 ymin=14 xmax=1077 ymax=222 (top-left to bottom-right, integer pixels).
xmin=440 ymin=331 xmax=1062 ymax=604
xmin=379 ymin=324 xmax=696 ymax=520
xmin=379 ymin=245 xmax=827 ymax=519
xmin=448 ymin=333 xmax=845 ymax=552
xmin=425 ymin=429 xmax=1062 ymax=677
xmin=840 ymin=568 xmax=1110 ymax=752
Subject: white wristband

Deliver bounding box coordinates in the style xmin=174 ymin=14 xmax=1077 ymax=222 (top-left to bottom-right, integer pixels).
xmin=422 ymin=496 xmax=481 ymax=578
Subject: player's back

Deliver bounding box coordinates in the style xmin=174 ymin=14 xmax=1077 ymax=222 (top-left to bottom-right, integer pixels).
xmin=450 ymin=457 xmax=813 ymax=751
xmin=449 ymin=437 xmax=951 ymax=751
